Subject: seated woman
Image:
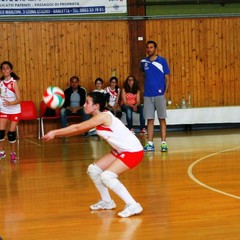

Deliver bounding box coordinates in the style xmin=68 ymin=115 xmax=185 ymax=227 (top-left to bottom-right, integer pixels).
xmin=121 ymin=75 xmax=147 ymax=134
xmin=93 ymin=77 xmax=106 ymax=93
xmin=105 ymin=76 xmax=122 ymax=119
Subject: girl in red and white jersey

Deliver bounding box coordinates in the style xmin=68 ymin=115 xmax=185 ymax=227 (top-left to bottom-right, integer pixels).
xmin=43 ymin=92 xmax=144 ymax=218
xmin=105 ymin=76 xmax=122 ymax=119
xmin=0 ymin=61 xmax=21 ymax=162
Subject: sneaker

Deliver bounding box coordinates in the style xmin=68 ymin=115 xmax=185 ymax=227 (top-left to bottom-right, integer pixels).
xmin=130 ymin=129 xmax=136 ymax=135
xmin=161 ymin=142 xmax=168 ymax=152
xmin=90 ymin=200 xmax=116 ymax=210
xmin=10 ymin=152 xmax=17 ymax=162
xmin=140 ymin=128 xmax=147 ymax=135
xmin=118 ymin=203 xmax=143 ymax=218
xmin=143 ymin=143 xmax=155 ymax=152
xmin=0 ymin=151 xmax=6 ymax=159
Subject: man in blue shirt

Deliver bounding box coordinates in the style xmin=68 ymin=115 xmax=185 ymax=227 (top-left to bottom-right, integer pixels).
xmin=141 ymin=40 xmax=170 ymax=152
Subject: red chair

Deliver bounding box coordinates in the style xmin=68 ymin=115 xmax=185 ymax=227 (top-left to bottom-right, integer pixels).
xmin=40 ymin=100 xmax=60 ymax=137
xmin=19 ymin=101 xmax=41 ymax=139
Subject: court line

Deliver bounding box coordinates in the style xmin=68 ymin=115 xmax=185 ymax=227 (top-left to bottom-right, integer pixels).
xmin=23 ymin=139 xmax=43 ymax=147
xmin=187 ymin=146 xmax=240 ymax=200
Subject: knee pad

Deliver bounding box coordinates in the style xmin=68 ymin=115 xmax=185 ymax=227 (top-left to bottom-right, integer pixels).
xmin=87 ymin=163 xmax=103 ymax=183
xmin=0 ymin=130 xmax=5 ymax=141
xmin=101 ymin=171 xmax=119 ymax=190
xmin=8 ymin=131 xmax=16 ymax=143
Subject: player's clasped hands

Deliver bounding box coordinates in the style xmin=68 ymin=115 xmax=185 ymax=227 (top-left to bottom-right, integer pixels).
xmin=2 ymin=100 xmax=9 ymax=107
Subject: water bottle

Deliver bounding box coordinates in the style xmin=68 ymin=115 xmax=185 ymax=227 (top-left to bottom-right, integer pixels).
xmin=188 ymin=94 xmax=192 ymax=108
xmin=181 ymin=98 xmax=186 ymax=109
xmin=167 ymin=98 xmax=172 ymax=108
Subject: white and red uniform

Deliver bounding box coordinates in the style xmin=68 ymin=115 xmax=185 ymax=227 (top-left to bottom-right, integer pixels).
xmin=0 ymin=78 xmax=21 ymax=122
xmin=96 ymin=111 xmax=143 ymax=168
xmin=0 ymin=78 xmax=21 ymax=114
xmin=105 ymin=87 xmax=120 ymax=107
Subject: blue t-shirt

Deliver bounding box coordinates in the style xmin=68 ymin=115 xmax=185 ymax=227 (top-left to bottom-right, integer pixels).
xmin=70 ymin=91 xmax=81 ymax=107
xmin=141 ymin=55 xmax=170 ymax=97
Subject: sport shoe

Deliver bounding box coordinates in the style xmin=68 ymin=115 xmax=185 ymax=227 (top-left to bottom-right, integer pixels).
xmin=118 ymin=203 xmax=143 ymax=218
xmin=0 ymin=151 xmax=6 ymax=159
xmin=161 ymin=142 xmax=168 ymax=152
xmin=10 ymin=152 xmax=17 ymax=162
xmin=90 ymin=200 xmax=116 ymax=210
xmin=140 ymin=128 xmax=147 ymax=135
xmin=143 ymin=143 xmax=155 ymax=152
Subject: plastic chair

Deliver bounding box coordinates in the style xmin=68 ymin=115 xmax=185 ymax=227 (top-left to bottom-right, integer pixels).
xmin=40 ymin=101 xmax=60 ymax=137
xmin=19 ymin=101 xmax=41 ymax=139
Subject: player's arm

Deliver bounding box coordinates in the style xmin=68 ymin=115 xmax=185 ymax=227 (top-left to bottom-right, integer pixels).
xmin=43 ymin=113 xmax=110 ymax=140
xmin=7 ymin=81 xmax=22 ymax=106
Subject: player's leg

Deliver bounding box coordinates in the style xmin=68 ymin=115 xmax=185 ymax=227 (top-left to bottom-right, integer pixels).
xmin=0 ymin=117 xmax=8 ymax=159
xmin=8 ymin=118 xmax=18 ymax=161
xmin=87 ymin=152 xmax=117 ymax=210
xmin=101 ymin=151 xmax=143 ymax=217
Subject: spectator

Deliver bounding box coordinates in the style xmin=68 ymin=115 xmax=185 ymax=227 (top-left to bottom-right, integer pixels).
xmin=121 ymin=75 xmax=146 ymax=134
xmin=105 ymin=76 xmax=122 ymax=119
xmin=93 ymin=78 xmax=106 ymax=93
xmin=60 ymin=76 xmax=90 ymax=128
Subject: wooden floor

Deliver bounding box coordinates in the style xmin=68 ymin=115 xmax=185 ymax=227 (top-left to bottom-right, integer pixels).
xmin=0 ymin=128 xmax=240 ymax=240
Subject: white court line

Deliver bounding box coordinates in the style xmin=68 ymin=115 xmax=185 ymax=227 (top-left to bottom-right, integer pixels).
xmin=23 ymin=138 xmax=42 ymax=147
xmin=23 ymin=138 xmax=90 ymax=147
xmin=187 ymin=146 xmax=240 ymax=200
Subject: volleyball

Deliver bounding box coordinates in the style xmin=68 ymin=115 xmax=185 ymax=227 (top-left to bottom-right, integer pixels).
xmin=43 ymin=86 xmax=65 ymax=109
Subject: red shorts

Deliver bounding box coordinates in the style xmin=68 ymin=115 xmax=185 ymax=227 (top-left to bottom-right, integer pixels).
xmin=0 ymin=112 xmax=21 ymax=122
xmin=111 ymin=149 xmax=144 ymax=169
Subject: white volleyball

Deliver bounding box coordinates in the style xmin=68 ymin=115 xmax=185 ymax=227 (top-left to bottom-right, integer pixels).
xmin=43 ymin=86 xmax=65 ymax=109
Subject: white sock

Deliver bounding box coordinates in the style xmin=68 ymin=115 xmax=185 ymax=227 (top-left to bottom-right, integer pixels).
xmin=148 ymin=141 xmax=154 ymax=145
xmin=90 ymin=165 xmax=112 ymax=203
xmin=111 ymin=180 xmax=136 ymax=205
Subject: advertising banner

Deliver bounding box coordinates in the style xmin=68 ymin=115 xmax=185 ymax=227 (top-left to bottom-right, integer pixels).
xmin=0 ymin=0 xmax=127 ymax=16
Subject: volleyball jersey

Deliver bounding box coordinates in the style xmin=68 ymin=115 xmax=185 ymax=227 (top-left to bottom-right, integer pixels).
xmin=96 ymin=111 xmax=143 ymax=153
xmin=0 ymin=78 xmax=21 ymax=114
xmin=141 ymin=55 xmax=170 ymax=97
xmin=105 ymin=86 xmax=120 ymax=107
